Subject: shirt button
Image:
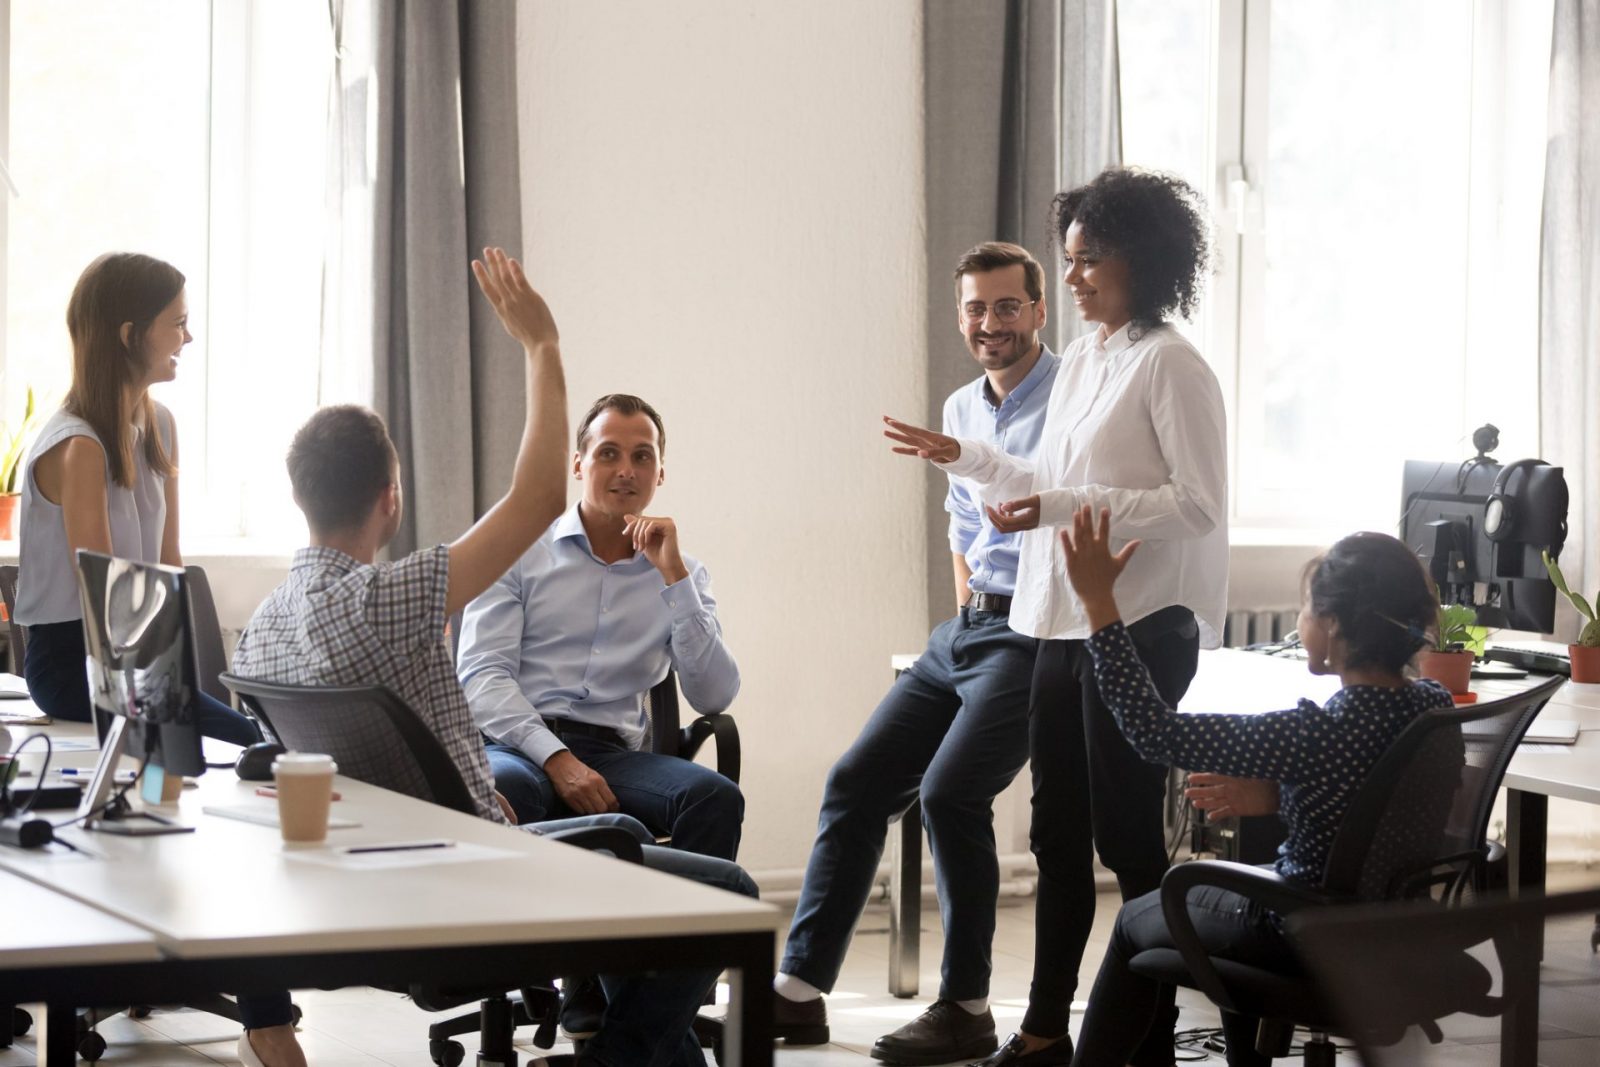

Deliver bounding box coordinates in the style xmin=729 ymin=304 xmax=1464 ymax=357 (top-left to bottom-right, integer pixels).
xmin=593 ymin=648 xmax=600 ymax=655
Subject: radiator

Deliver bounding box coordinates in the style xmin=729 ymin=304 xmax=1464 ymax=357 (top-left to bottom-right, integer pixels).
xmin=1223 ymin=608 xmax=1299 ymax=649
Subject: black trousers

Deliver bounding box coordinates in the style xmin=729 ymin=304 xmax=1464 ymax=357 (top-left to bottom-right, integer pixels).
xmin=1022 ymin=606 xmax=1199 ymax=1040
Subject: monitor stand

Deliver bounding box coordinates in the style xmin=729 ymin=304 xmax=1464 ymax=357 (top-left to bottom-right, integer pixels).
xmin=77 ymin=717 xmax=194 ymax=836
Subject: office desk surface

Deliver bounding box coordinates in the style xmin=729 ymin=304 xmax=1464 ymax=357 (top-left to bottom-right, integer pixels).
xmin=0 ymin=771 xmax=779 ymax=959
xmin=0 ymin=868 xmax=159 ymax=969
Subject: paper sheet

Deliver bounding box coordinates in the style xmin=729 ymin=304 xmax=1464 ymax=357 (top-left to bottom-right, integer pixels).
xmin=283 ymin=840 xmax=523 ymax=871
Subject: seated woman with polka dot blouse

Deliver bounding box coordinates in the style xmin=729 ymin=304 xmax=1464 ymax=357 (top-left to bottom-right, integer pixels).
xmin=1058 ymin=505 xmax=1451 ymax=1067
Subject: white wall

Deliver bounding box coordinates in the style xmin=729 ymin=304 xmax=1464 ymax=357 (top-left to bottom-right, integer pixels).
xmin=514 ymin=1 xmax=929 ymax=874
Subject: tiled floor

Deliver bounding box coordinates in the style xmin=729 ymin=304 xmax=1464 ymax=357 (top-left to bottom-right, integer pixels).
xmin=3 ymin=876 xmax=1597 ymax=1066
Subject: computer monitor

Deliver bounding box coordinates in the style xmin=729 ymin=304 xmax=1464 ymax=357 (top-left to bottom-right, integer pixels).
xmin=1398 ymin=455 xmax=1569 ymax=633
xmin=72 ymin=550 xmax=206 ymax=833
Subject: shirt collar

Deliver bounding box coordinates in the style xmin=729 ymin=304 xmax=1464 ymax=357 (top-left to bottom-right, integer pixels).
xmin=292 ymin=544 xmax=361 ymax=575
xmin=982 ymin=342 xmax=1059 ymax=411
xmin=550 ymin=502 xmax=590 ymax=545
xmin=1094 ymin=322 xmax=1137 ymax=359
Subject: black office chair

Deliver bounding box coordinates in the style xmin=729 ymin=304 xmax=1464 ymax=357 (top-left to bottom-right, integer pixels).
xmin=1290 ymin=885 xmax=1600 ymax=1065
xmin=1130 ymin=674 xmax=1565 ymax=1066
xmin=183 ymin=565 xmax=232 ymax=707
xmin=220 ymin=673 xmax=644 ymax=1067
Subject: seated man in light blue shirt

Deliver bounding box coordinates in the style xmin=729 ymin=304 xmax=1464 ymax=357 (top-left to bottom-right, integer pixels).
xmin=457 ymin=393 xmax=744 ymax=861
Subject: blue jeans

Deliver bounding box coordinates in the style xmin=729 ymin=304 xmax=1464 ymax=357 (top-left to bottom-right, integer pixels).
xmin=488 ymin=731 xmax=744 ymax=861
xmin=1073 ymin=884 xmax=1295 ymax=1067
xmin=531 ymin=813 xmax=758 ymax=1067
xmin=24 ymin=619 xmax=261 ymax=747
xmin=781 ymin=607 xmax=1035 ymax=1000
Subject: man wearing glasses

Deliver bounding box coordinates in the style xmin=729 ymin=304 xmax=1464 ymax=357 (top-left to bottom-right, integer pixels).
xmin=772 ymin=243 xmax=1059 ymax=1065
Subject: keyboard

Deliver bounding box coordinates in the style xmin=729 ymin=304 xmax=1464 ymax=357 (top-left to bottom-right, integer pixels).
xmin=1483 ymin=644 xmax=1572 ymax=676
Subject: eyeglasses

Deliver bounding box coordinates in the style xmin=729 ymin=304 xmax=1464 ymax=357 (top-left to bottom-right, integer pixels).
xmin=961 ymin=299 xmax=1037 ymax=325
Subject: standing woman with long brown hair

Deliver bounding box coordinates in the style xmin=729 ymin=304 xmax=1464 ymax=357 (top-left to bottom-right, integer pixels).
xmin=15 ymin=253 xmax=255 ymax=743
xmin=13 ymin=252 xmax=303 ymax=1066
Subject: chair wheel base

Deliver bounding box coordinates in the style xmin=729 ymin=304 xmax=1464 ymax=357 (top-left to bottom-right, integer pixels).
xmin=430 ymin=1037 xmax=466 ymax=1066
xmin=77 ymin=1030 xmax=107 ymax=1062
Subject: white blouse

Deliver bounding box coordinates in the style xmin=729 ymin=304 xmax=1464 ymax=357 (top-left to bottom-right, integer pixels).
xmin=941 ymin=322 xmax=1229 ymax=646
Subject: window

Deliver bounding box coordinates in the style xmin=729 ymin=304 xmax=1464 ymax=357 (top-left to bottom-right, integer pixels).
xmin=1118 ymin=0 xmax=1554 ymax=538
xmin=1 ymin=0 xmax=358 ymax=549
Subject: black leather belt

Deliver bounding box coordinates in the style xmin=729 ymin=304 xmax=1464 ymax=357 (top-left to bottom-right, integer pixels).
xmin=967 ymin=591 xmax=1012 ymax=614
xmin=546 ymin=718 xmax=626 ymax=747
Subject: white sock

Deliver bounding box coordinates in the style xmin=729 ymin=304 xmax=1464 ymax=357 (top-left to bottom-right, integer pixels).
xmin=955 ymin=997 xmax=988 ymax=1015
xmin=774 ymin=972 xmax=823 ymax=1002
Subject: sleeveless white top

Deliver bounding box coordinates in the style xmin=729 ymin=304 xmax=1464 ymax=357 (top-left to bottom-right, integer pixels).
xmin=14 ymin=406 xmax=172 ymax=625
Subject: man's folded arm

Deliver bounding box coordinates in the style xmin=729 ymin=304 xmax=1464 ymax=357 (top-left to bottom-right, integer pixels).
xmin=664 ymin=563 xmax=740 ymax=714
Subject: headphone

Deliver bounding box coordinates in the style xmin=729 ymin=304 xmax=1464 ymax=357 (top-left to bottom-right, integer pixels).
xmin=1483 ymin=458 xmax=1546 ymax=542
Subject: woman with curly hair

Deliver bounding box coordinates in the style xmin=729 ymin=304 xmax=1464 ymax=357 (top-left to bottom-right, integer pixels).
xmin=885 ymin=168 xmax=1228 ymax=1066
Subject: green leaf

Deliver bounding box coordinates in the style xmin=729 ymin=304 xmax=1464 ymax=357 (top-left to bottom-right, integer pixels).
xmin=1575 ymin=593 xmax=1596 ymax=624
xmin=1543 ymin=550 xmax=1572 ymax=596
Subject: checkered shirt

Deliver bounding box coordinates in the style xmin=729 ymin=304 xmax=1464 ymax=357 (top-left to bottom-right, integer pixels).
xmin=232 ymin=544 xmax=507 ymax=824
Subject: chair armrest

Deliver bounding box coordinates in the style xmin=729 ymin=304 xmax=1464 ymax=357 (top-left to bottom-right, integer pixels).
xmin=680 ymin=713 xmax=740 ymax=784
xmin=1159 ymin=861 xmax=1343 ymax=1012
xmin=541 ymin=825 xmax=644 ymax=865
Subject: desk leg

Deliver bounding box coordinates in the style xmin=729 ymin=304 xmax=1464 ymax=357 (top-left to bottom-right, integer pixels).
xmin=1502 ymin=788 xmax=1547 ymax=1067
xmin=888 ymin=802 xmax=922 ymax=998
xmin=724 ymin=931 xmax=774 ymax=1067
xmin=39 ymin=1004 xmax=76 ymax=1067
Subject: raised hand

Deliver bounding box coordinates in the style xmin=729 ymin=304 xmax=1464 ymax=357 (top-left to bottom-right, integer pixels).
xmin=1185 ymin=773 xmax=1280 ymax=821
xmin=623 ymin=513 xmax=689 ymax=585
xmin=883 ymin=416 xmax=961 ymax=464
xmin=986 ymin=496 xmax=1041 ymax=533
xmin=1061 ymin=505 xmax=1140 ymax=627
xmin=471 ymin=246 xmax=559 ymax=351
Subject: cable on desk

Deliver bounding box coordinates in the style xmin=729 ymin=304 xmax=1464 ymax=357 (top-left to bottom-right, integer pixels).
xmin=0 ymin=732 xmax=53 ymax=815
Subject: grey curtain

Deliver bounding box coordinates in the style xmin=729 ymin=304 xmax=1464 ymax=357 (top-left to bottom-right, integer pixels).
xmin=1539 ymin=0 xmax=1600 ymax=638
xmin=371 ymin=0 xmax=525 ymax=557
xmin=921 ymin=0 xmax=1121 ymax=626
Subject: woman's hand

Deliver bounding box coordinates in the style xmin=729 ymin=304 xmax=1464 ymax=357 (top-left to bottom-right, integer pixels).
xmin=1185 ymin=773 xmax=1280 ymax=821
xmin=882 ymin=416 xmax=960 ymax=464
xmin=1061 ymin=505 xmax=1139 ymax=629
xmin=986 ymin=496 xmax=1040 ymax=533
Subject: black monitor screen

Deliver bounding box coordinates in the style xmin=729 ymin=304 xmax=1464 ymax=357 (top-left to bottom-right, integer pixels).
xmin=74 ymin=551 xmax=205 ymax=777
xmin=1399 ymin=459 xmax=1569 ymax=633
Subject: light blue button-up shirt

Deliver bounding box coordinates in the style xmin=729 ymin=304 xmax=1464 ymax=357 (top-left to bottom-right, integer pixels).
xmin=457 ymin=503 xmax=740 ymax=768
xmin=943 ymin=344 xmax=1059 ymax=598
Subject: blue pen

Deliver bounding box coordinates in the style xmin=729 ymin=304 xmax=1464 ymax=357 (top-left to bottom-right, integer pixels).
xmin=57 ymin=768 xmax=87 ymax=776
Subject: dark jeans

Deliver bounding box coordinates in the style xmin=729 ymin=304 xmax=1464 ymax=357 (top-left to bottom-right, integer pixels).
xmin=781 ymin=607 xmax=1035 ymax=1000
xmin=1023 ymin=607 xmax=1199 ymax=1039
xmin=488 ymin=730 xmax=744 ymax=861
xmin=235 ymin=991 xmax=294 ymax=1030
xmin=24 ymin=620 xmax=261 ymax=747
xmin=1072 ymin=885 xmax=1296 ymax=1067
xmin=539 ymin=813 xmax=759 ymax=1067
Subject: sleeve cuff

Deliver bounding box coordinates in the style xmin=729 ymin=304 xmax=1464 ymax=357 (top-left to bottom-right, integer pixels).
xmin=661 ymin=573 xmax=708 ymax=620
xmin=524 ymin=731 xmax=568 ymax=768
xmin=1035 ymin=486 xmax=1080 ymax=527
xmin=939 ymin=438 xmax=987 ymax=478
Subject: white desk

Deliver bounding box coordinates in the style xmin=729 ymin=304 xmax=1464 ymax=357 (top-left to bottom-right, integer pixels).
xmin=0 ymin=751 xmax=781 ymax=1066
xmin=0 ymin=868 xmax=163 ymax=1062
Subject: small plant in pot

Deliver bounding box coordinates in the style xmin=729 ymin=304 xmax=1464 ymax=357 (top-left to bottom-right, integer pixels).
xmin=0 ymin=386 xmax=43 ymax=541
xmin=1416 ymin=604 xmax=1483 ymax=695
xmin=1540 ymin=550 xmax=1600 ymax=683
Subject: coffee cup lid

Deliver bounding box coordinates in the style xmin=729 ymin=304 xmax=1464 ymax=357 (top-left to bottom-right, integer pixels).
xmin=272 ymin=751 xmax=338 ymax=776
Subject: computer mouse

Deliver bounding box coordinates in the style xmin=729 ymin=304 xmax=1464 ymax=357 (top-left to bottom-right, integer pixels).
xmin=234 ymin=741 xmax=287 ymax=782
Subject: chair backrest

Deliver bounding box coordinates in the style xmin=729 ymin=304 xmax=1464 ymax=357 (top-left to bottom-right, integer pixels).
xmin=219 ymin=673 xmax=479 ymax=815
xmin=1322 ymin=674 xmax=1566 ymax=901
xmin=0 ymin=564 xmax=25 ymax=672
xmin=1291 ymin=886 xmax=1600 ymax=1066
xmin=183 ymin=565 xmax=231 ymax=706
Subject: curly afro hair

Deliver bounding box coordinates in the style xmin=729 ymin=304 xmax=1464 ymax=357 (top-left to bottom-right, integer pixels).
xmin=1050 ymin=168 xmax=1212 ymax=328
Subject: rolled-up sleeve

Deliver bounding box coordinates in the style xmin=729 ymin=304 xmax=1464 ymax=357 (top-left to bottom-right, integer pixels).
xmin=457 ymin=565 xmax=568 ymax=768
xmin=663 ymin=562 xmax=740 ymax=714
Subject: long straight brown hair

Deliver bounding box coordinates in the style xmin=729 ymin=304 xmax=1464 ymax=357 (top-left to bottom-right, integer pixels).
xmin=63 ymin=253 xmax=182 ymax=488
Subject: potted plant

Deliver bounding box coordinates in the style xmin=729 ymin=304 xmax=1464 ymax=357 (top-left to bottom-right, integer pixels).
xmin=0 ymin=387 xmax=43 ymax=541
xmin=1540 ymin=550 xmax=1600 ymax=683
xmin=1416 ymin=603 xmax=1483 ymax=695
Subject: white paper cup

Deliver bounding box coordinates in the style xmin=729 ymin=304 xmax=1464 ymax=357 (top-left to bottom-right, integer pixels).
xmin=272 ymin=752 xmax=338 ymax=843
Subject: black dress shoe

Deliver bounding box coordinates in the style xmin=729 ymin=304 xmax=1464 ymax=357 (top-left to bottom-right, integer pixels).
xmin=872 ymin=1000 xmax=998 ymax=1065
xmin=968 ymin=1031 xmax=1074 ymax=1067
xmin=772 ymin=993 xmax=829 ymax=1045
